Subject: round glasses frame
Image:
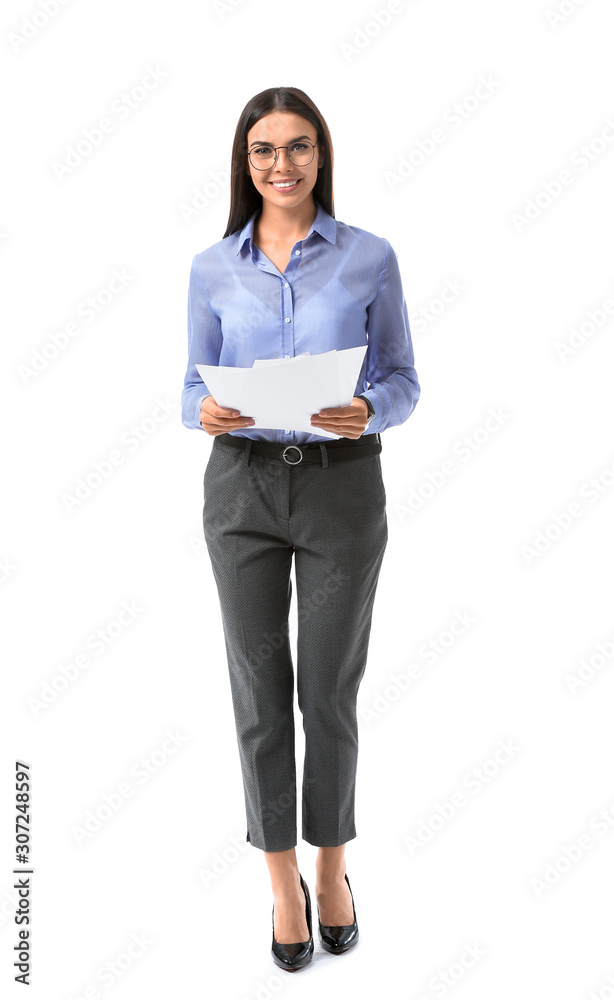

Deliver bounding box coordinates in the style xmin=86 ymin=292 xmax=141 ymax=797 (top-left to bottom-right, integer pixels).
xmin=248 ymin=139 xmax=318 ymax=170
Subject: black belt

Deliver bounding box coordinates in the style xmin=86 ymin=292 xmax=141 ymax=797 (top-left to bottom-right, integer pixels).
xmin=215 ymin=432 xmax=382 ymax=466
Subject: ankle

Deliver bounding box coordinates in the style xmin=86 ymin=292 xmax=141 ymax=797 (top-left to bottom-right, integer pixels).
xmin=270 ymin=868 xmax=302 ymax=898
xmin=315 ymin=865 xmax=346 ymax=884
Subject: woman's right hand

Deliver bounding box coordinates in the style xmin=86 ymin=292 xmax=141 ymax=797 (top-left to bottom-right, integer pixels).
xmin=199 ymin=395 xmax=255 ymax=436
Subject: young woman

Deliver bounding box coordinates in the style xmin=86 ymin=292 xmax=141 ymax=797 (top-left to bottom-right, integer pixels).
xmin=182 ymin=86 xmax=421 ymax=972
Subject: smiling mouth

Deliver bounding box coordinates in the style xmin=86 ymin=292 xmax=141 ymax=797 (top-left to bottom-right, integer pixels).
xmin=269 ymin=179 xmax=302 ymax=190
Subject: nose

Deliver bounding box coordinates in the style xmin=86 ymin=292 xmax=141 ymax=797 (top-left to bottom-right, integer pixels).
xmin=274 ymin=147 xmax=293 ymax=170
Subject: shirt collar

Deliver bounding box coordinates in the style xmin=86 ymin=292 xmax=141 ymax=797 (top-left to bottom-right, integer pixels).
xmin=234 ymin=200 xmax=337 ymax=256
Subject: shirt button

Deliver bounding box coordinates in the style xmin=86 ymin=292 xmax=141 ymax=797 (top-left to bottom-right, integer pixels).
xmin=285 ymin=317 xmax=291 ymax=323
xmin=295 ymin=250 xmax=301 ymax=255
xmin=285 ymin=354 xmax=290 ymax=358
xmin=285 ymin=429 xmax=290 ymax=434
xmin=284 ymin=282 xmax=289 ymax=287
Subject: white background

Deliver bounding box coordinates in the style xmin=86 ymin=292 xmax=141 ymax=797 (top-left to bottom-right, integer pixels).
xmin=2 ymin=0 xmax=614 ymax=996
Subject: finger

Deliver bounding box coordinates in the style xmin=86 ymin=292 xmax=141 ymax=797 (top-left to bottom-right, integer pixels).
xmin=311 ymin=421 xmax=364 ymax=435
xmin=203 ymin=398 xmax=245 ymax=418
xmin=312 ymin=413 xmax=363 ymax=425
xmin=213 ymin=405 xmax=243 ymax=416
xmin=316 ymin=406 xmax=356 ymax=417
xmin=206 ymin=408 xmax=253 ymax=421
xmin=202 ymin=416 xmax=254 ymax=431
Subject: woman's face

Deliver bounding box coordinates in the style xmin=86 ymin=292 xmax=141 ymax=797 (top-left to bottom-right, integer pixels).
xmin=246 ymin=111 xmax=324 ymax=211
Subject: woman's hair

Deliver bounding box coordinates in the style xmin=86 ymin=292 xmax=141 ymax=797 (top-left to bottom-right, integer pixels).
xmin=223 ymin=86 xmax=334 ymax=239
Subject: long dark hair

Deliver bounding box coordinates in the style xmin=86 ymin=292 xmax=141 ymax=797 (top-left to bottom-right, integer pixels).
xmin=223 ymin=87 xmax=334 ymax=240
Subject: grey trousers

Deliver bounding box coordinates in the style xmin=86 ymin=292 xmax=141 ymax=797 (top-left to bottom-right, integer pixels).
xmin=202 ymin=433 xmax=388 ymax=851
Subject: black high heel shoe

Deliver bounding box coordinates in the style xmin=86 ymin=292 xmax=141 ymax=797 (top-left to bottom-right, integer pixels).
xmin=317 ymin=872 xmax=359 ymax=954
xmin=271 ymin=873 xmax=314 ymax=972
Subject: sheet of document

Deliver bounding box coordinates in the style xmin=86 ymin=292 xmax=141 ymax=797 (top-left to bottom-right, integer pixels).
xmin=251 ymin=351 xmax=311 ymax=367
xmin=196 ymin=345 xmax=367 ymax=439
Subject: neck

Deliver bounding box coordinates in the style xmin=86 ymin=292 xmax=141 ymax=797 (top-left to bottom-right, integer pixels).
xmin=255 ymin=197 xmax=318 ymax=242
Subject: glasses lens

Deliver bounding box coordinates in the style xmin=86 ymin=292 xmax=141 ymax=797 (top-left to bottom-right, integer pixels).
xmin=288 ymin=141 xmax=314 ymax=165
xmin=250 ymin=145 xmax=276 ymax=169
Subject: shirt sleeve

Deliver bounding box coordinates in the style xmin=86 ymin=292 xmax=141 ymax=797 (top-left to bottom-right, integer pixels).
xmin=181 ymin=254 xmax=222 ymax=432
xmin=359 ymin=238 xmax=421 ymax=435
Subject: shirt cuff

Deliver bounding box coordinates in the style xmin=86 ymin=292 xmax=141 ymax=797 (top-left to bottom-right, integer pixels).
xmin=357 ymin=392 xmax=377 ymax=432
xmin=196 ymin=393 xmax=209 ymax=430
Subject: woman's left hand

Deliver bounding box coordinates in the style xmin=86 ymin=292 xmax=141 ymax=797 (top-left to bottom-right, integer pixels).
xmin=310 ymin=397 xmax=370 ymax=439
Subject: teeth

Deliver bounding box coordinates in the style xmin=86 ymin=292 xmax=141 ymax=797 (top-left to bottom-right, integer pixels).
xmin=272 ymin=180 xmax=298 ymax=187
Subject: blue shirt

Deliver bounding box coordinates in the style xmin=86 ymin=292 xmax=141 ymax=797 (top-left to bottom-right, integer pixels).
xmin=181 ymin=200 xmax=420 ymax=444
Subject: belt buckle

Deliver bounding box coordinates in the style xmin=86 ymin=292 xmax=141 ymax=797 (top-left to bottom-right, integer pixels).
xmin=282 ymin=445 xmax=303 ymax=465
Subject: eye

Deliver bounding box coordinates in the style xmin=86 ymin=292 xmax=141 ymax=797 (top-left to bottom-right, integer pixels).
xmin=253 ymin=146 xmax=273 ymax=156
xmin=291 ymin=142 xmax=309 ymax=151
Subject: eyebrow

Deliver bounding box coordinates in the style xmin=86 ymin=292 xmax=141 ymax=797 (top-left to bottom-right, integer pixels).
xmin=248 ymin=134 xmax=313 ymax=148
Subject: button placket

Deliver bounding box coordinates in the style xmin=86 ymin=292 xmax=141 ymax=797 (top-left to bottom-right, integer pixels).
xmin=281 ymin=260 xmax=299 ymax=438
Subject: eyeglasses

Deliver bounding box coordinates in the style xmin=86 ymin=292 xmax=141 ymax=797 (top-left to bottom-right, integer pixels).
xmin=248 ymin=139 xmax=318 ymax=170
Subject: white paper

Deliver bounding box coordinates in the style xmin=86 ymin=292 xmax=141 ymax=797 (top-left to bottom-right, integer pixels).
xmin=251 ymin=351 xmax=311 ymax=367
xmin=196 ymin=346 xmax=367 ymax=439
